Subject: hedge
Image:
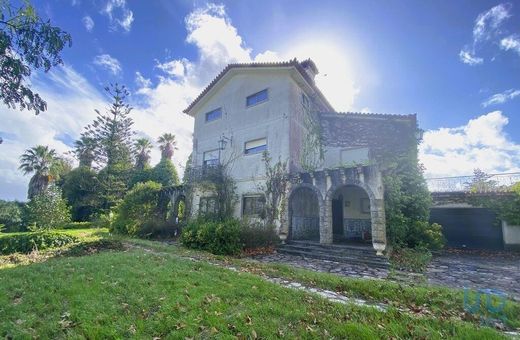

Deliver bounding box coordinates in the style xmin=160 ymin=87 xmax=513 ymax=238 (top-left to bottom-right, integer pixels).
xmin=0 ymin=232 xmax=78 ymax=255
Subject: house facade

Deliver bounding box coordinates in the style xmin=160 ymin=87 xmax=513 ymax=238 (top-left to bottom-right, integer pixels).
xmin=183 ymin=59 xmax=417 ymax=255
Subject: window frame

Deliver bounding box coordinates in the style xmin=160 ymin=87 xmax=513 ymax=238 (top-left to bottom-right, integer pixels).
xmin=199 ymin=196 xmax=218 ymax=216
xmin=246 ymin=89 xmax=269 ymax=108
xmin=244 ymin=137 xmax=267 ymax=155
xmin=242 ymin=194 xmax=266 ymax=218
xmin=203 ymin=149 xmax=220 ymax=166
xmin=204 ymin=107 xmax=222 ymax=123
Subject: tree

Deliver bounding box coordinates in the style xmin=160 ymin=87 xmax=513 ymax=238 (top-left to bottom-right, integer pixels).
xmin=134 ymin=137 xmax=153 ymax=170
xmin=25 ymin=185 xmax=71 ymax=230
xmin=157 ymin=133 xmax=177 ymax=160
xmin=62 ymin=166 xmax=100 ymax=221
xmin=260 ymin=151 xmax=288 ymax=227
xmin=0 ymin=199 xmax=23 ymax=232
xmin=82 ymin=84 xmax=134 ymax=168
xmin=73 ymin=136 xmax=96 ymax=168
xmin=0 ymin=0 xmax=72 ymax=115
xmin=467 ymin=169 xmax=498 ymax=192
xmin=19 ymin=145 xmax=58 ymax=199
xmin=152 ymin=158 xmax=179 ymax=187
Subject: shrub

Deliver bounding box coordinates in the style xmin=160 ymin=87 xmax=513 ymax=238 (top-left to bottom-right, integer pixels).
xmin=25 ymin=186 xmax=71 ymax=230
xmin=59 ymin=221 xmax=94 ymax=230
xmin=111 ymin=181 xmax=165 ymax=236
xmin=390 ymin=246 xmax=433 ymax=272
xmin=180 ymin=218 xmax=241 ymax=255
xmin=0 ymin=200 xmax=24 ymax=232
xmin=61 ymin=166 xmax=101 ymax=221
xmin=239 ymin=222 xmax=280 ymax=250
xmin=136 ymin=219 xmax=180 ymax=239
xmin=0 ymin=232 xmax=78 ymax=255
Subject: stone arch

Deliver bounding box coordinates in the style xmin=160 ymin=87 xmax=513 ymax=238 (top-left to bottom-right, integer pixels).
xmin=171 ymin=194 xmax=186 ymax=223
xmin=324 ymin=181 xmax=386 ymax=255
xmin=288 ymin=184 xmax=323 ymax=241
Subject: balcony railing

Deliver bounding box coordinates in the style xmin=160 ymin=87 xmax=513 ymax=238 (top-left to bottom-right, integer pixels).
xmin=184 ymin=164 xmax=226 ymax=183
xmin=426 ymin=172 xmax=520 ymax=193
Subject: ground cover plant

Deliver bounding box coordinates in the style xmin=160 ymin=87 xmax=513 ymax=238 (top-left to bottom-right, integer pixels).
xmin=0 ymin=237 xmax=513 ymax=339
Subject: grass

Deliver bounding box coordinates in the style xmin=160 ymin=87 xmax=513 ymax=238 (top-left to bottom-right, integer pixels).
xmin=0 ymin=230 xmax=517 ymax=338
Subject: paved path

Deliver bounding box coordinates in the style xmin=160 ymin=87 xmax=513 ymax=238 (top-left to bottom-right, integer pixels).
xmin=251 ymin=249 xmax=520 ymax=301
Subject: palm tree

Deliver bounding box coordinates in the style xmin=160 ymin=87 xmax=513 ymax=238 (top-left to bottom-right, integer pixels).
xmin=157 ymin=133 xmax=178 ymax=160
xmin=134 ymin=138 xmax=153 ymax=170
xmin=19 ymin=145 xmax=58 ymax=199
xmin=74 ymin=136 xmax=96 ymax=168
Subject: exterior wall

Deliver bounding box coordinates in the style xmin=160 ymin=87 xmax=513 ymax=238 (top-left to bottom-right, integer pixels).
xmin=190 ymin=70 xmax=307 ymax=220
xmin=502 ymin=221 xmax=520 ymax=250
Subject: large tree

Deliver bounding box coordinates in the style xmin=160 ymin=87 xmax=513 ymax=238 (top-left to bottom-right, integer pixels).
xmin=83 ymin=84 xmax=135 ymax=168
xmin=73 ymin=136 xmax=96 ymax=168
xmin=134 ymin=137 xmax=153 ymax=170
xmin=19 ymin=145 xmax=58 ymax=199
xmin=157 ymin=133 xmax=177 ymax=160
xmin=0 ymin=0 xmax=72 ymax=115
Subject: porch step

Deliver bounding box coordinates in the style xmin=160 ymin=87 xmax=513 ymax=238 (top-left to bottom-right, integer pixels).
xmin=277 ymin=241 xmax=389 ymax=269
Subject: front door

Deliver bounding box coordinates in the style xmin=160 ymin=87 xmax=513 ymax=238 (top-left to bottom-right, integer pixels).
xmin=332 ymin=198 xmax=344 ymax=240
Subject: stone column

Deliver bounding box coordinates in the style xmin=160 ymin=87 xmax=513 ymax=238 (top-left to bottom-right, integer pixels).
xmin=370 ymin=198 xmax=387 ymax=255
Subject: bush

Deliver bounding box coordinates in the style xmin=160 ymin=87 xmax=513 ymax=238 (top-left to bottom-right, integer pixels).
xmin=0 ymin=200 xmax=24 ymax=232
xmin=0 ymin=232 xmax=78 ymax=255
xmin=25 ymin=186 xmax=71 ymax=230
xmin=111 ymin=181 xmax=165 ymax=236
xmin=180 ymin=218 xmax=241 ymax=255
xmin=59 ymin=221 xmax=94 ymax=230
xmin=136 ymin=219 xmax=180 ymax=239
xmin=61 ymin=166 xmax=101 ymax=221
xmin=390 ymin=246 xmax=433 ymax=272
xmin=239 ymin=222 xmax=280 ymax=250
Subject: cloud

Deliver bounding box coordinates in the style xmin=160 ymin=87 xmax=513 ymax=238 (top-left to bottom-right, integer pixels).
xmin=459 ymin=49 xmax=483 ymax=65
xmin=0 ymin=66 xmax=107 ymax=200
xmin=420 ymin=111 xmax=520 ymax=177
xmin=82 ymin=15 xmax=94 ymax=32
xmin=500 ymin=35 xmax=520 ymax=55
xmin=482 ymin=88 xmax=520 ymax=107
xmin=459 ymin=3 xmax=512 ymax=65
xmin=93 ymin=54 xmax=122 ymax=75
xmin=102 ymin=0 xmax=134 ymax=32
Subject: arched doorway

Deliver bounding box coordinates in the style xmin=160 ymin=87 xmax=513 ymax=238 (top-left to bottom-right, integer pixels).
xmin=331 ymin=185 xmax=372 ymax=244
xmin=167 ymin=194 xmax=186 ymax=225
xmin=289 ymin=186 xmax=320 ymax=241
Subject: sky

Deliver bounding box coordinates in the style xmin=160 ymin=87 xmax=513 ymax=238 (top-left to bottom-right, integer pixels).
xmin=1 ymin=0 xmax=520 ymax=201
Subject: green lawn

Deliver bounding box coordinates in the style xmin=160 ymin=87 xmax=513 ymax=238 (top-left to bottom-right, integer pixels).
xmin=0 ymin=229 xmax=516 ymax=338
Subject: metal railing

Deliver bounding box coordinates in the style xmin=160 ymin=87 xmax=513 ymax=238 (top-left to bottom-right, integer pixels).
xmin=426 ymin=172 xmax=520 ymax=193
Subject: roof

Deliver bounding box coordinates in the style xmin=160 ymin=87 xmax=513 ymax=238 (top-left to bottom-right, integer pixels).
xmin=183 ymin=58 xmax=334 ymax=114
xmin=320 ymin=111 xmax=417 ymax=122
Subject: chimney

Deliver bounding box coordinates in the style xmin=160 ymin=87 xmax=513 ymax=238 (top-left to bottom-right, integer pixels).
xmin=300 ymin=59 xmax=319 ymax=81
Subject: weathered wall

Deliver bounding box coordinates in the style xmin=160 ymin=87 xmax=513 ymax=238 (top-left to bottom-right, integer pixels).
xmin=502 ymin=221 xmax=520 ymax=250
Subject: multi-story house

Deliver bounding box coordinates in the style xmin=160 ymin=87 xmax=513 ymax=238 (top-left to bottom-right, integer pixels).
xmin=183 ymin=59 xmax=417 ymax=255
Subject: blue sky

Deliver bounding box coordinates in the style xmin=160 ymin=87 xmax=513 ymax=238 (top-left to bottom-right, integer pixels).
xmin=1 ymin=0 xmax=520 ymax=200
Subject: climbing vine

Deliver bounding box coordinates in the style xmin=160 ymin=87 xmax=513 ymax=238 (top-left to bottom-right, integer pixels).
xmin=300 ymin=103 xmax=325 ymax=171
xmin=259 ymin=151 xmax=289 ymax=227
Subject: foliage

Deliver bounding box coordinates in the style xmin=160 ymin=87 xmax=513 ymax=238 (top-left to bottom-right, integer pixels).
xmin=180 ymin=218 xmax=241 ymax=255
xmin=300 ymin=110 xmax=324 ymax=171
xmin=25 ymin=185 xmax=71 ymax=230
xmin=111 ymin=181 xmax=166 ymax=236
xmin=467 ymin=170 xmax=520 ymax=225
xmin=73 ymin=136 xmax=96 ymax=168
xmin=382 ymin=129 xmax=444 ymax=250
xmin=0 ymin=0 xmax=72 ymax=115
xmin=134 ymin=137 xmax=153 ymax=170
xmin=81 ymin=84 xmax=135 ymax=168
xmin=61 ymin=166 xmax=100 ymax=221
xmin=59 ymin=221 xmax=94 ymax=230
xmin=128 ymin=167 xmax=154 ymax=188
xmin=390 ymin=246 xmax=433 ymax=272
xmin=157 ymin=132 xmax=177 ymax=160
xmin=0 ymin=200 xmax=23 ymax=232
xmin=239 ymin=222 xmax=280 ymax=250
xmin=260 ymin=151 xmax=288 ymax=227
xmin=18 ymin=145 xmax=59 ymax=199
xmin=152 ymin=158 xmax=179 ymax=187
xmin=96 ymin=163 xmax=130 ymax=211
xmin=0 ymin=231 xmax=77 ymax=255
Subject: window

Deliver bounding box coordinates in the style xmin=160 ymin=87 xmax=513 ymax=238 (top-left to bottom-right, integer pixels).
xmin=205 ymin=108 xmax=222 ymax=122
xmin=203 ymin=149 xmax=219 ymax=166
xmin=243 ymin=195 xmax=266 ymax=217
xmin=340 ymin=147 xmax=370 ymax=165
xmin=246 ymin=89 xmax=268 ymax=107
xmin=199 ymin=197 xmax=217 ymax=215
xmin=244 ymin=138 xmax=267 ymax=155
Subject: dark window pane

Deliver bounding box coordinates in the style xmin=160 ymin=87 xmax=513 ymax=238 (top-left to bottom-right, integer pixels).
xmin=205 ymin=108 xmax=222 ymax=122
xmin=246 ymin=89 xmax=268 ymax=107
xmin=244 ymin=144 xmax=267 ymax=154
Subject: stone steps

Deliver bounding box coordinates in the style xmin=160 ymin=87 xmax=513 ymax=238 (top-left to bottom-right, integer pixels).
xmin=277 ymin=241 xmax=389 ymax=269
